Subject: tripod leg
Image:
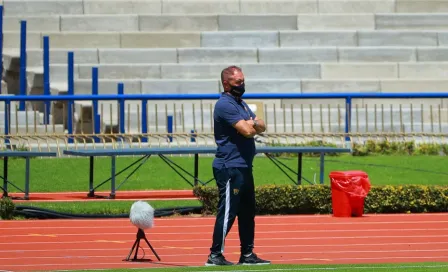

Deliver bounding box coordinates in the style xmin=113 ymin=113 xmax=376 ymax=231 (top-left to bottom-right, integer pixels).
xmin=133 ymin=239 xmax=141 ymax=260
xmin=143 ymin=236 xmax=161 ymax=261
xmin=125 ymin=238 xmax=139 ymax=261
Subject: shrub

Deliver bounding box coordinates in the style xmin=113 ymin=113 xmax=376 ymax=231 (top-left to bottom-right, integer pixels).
xmin=193 ymin=184 xmax=448 ymax=215
xmin=0 ymin=197 xmax=16 ymax=220
xmin=267 ymin=139 xmax=448 ymax=157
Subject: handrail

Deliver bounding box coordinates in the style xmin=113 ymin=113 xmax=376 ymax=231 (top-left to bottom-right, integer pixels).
xmin=1 ymin=92 xmax=448 ymax=101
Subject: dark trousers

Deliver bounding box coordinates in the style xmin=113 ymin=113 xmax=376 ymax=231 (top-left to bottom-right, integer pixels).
xmin=209 ymin=167 xmax=256 ymax=256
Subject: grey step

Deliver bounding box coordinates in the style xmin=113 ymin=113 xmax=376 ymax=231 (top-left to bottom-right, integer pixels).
xmin=298 ymin=14 xmax=375 ymax=30
xmin=207 ymin=30 xmax=441 ymax=47
xmin=5 ymin=30 xmax=448 ymax=48
xmin=60 ymin=15 xmax=139 ymax=32
xmin=8 ymin=47 xmax=448 ymax=72
xmin=0 ymin=125 xmax=65 ymax=135
xmin=9 ymin=13 xmax=448 ymax=33
xmin=2 ymin=31 xmax=201 ymax=49
xmin=3 ymin=16 xmax=61 ymax=32
xmin=27 ymin=63 xmax=321 ymax=81
xmin=177 ymin=48 xmax=258 ymax=63
xmin=47 ymin=78 xmax=448 ymax=95
xmin=259 ymin=47 xmax=418 ymax=63
xmin=82 ymin=0 xmax=162 ymax=14
xmin=3 ymin=0 xmax=84 ymax=15
xmin=98 ymin=49 xmax=177 ymax=64
xmin=9 ymin=0 xmax=447 ymax=16
xmin=5 ymin=30 xmax=448 ymax=49
xmin=32 ymin=62 xmax=448 ymax=82
xmin=0 ymin=110 xmax=52 ymax=126
xmin=63 ymin=14 xmax=298 ymax=31
xmin=376 ymin=14 xmax=448 ymax=30
xmin=3 ymin=49 xmax=99 ymax=72
xmin=3 ymin=31 xmax=43 ymax=48
xmin=398 ymin=63 xmax=448 ymax=79
xmin=317 ymin=0 xmax=395 ymax=14
xmin=396 ymin=0 xmax=448 ymax=13
xmin=51 ymin=78 xmax=305 ymax=94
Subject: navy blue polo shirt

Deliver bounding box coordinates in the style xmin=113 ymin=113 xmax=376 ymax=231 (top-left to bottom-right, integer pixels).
xmin=212 ymin=92 xmax=257 ymax=169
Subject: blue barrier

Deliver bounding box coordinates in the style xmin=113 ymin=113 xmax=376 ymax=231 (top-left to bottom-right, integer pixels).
xmin=19 ymin=20 xmax=27 ymax=111
xmin=0 ymin=5 xmax=3 ymax=95
xmin=43 ymin=36 xmax=50 ymax=124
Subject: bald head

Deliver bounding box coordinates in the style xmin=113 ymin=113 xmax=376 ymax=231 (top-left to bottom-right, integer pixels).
xmin=221 ymin=66 xmax=244 ymax=93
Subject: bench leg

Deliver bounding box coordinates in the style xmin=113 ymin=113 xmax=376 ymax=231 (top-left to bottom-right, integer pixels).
xmin=88 ymin=156 xmax=95 ymax=197
xmin=297 ymin=153 xmax=302 ymax=185
xmin=2 ymin=157 xmax=8 ymax=197
xmin=319 ymin=152 xmax=325 ymax=184
xmin=110 ymin=156 xmax=116 ymax=199
xmin=194 ymin=153 xmax=199 ymax=186
xmin=25 ymin=157 xmax=30 ymax=200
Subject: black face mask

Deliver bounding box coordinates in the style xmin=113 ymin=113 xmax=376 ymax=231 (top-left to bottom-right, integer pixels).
xmin=229 ymin=83 xmax=245 ymax=97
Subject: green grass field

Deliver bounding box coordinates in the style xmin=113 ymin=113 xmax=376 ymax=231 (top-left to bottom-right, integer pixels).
xmin=51 ymin=263 xmax=448 ymax=272
xmin=6 ymin=154 xmax=447 ymax=194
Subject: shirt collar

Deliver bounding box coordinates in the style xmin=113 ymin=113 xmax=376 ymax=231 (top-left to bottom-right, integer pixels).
xmin=221 ymin=92 xmax=242 ymax=103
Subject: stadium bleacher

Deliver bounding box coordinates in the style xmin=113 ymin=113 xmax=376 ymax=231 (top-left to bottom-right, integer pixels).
xmin=2 ymin=0 xmax=448 ymax=136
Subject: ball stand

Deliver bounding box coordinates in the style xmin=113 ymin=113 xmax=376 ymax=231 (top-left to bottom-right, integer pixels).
xmin=125 ymin=228 xmax=161 ymax=262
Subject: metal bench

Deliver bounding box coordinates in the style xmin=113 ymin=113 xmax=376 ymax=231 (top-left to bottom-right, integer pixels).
xmin=63 ymin=146 xmax=351 ymax=199
xmin=0 ymin=151 xmax=58 ymax=200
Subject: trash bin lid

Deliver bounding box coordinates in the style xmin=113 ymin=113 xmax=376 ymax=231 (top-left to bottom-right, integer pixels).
xmin=329 ymin=170 xmax=369 ymax=178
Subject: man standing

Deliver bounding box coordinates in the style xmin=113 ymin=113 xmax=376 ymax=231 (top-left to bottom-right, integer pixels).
xmin=205 ymin=66 xmax=270 ymax=266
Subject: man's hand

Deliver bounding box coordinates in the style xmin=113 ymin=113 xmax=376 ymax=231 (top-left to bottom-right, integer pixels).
xmin=252 ymin=117 xmax=266 ymax=134
xmin=246 ymin=119 xmax=255 ymax=127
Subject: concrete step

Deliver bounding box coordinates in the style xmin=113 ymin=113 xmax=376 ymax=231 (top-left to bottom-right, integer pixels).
xmin=6 ymin=14 xmax=448 ymax=33
xmin=46 ymin=78 xmax=448 ymax=95
xmin=0 ymin=125 xmax=65 ymax=135
xmin=0 ymin=110 xmax=55 ymax=126
xmin=4 ymin=30 xmax=448 ymax=49
xmin=2 ymin=0 xmax=398 ymax=16
xmin=5 ymin=0 xmax=448 ymax=16
xmin=27 ymin=62 xmax=448 ymax=82
xmin=7 ymin=47 xmax=448 ymax=74
xmin=203 ymin=30 xmax=445 ymax=47
xmin=3 ymin=49 xmax=99 ymax=72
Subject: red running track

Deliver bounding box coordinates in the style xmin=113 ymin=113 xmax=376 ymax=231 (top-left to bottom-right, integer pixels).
xmin=0 ymin=213 xmax=448 ymax=271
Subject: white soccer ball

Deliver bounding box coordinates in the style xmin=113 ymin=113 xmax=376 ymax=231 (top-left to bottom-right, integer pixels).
xmin=129 ymin=200 xmax=155 ymax=230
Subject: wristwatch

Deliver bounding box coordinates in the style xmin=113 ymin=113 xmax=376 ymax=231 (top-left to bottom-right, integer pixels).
xmin=253 ymin=120 xmax=258 ymax=127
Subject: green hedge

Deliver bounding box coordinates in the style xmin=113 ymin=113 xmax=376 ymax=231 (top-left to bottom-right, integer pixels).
xmin=267 ymin=140 xmax=448 ymax=157
xmin=193 ymin=184 xmax=448 ymax=215
xmin=0 ymin=197 xmax=15 ymax=219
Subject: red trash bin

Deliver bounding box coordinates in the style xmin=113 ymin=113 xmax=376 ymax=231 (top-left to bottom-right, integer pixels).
xmin=329 ymin=171 xmax=371 ymax=217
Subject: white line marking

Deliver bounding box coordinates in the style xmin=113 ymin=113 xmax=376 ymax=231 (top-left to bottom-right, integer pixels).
xmin=2 ymin=241 xmax=448 ymax=253
xmin=3 ymin=249 xmax=448 ymax=260
xmin=40 ymin=264 xmax=448 ymax=272
xmin=0 ymin=213 xmax=446 ymax=224
xmin=2 ymin=220 xmax=447 ymax=230
xmin=2 ymin=258 xmax=448 ymax=268
xmin=2 ymin=227 xmax=448 ymax=238
xmin=2 ymin=234 xmax=448 ymax=245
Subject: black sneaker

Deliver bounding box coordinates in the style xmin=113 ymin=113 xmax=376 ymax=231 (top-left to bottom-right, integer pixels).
xmin=238 ymin=252 xmax=271 ymax=265
xmin=205 ymin=253 xmax=234 ymax=266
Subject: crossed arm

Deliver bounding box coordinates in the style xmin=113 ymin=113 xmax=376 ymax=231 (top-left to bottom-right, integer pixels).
xmin=217 ymin=102 xmax=266 ymax=138
xmin=233 ymin=117 xmax=266 ymax=138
